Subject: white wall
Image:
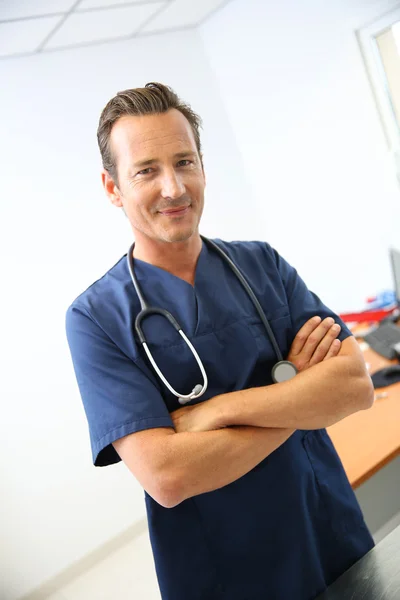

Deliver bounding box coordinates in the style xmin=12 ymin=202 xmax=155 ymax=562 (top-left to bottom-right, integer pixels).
xmin=201 ymin=0 xmax=400 ymax=312
xmin=0 ymin=28 xmax=255 ymax=600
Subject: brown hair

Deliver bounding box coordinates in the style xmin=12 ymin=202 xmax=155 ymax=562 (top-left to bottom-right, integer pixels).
xmin=97 ymin=82 xmax=203 ymax=185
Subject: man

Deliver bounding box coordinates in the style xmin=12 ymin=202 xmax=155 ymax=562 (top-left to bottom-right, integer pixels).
xmin=66 ymin=82 xmax=375 ymax=600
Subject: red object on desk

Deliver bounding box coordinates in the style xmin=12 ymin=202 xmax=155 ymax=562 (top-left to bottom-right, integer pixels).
xmin=339 ymin=307 xmax=397 ymax=323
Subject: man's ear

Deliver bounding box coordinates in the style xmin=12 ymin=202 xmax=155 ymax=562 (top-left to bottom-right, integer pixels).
xmin=101 ymin=170 xmax=123 ymax=208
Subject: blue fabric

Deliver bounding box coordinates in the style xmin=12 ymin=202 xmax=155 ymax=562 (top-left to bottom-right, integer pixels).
xmin=66 ymin=239 xmax=374 ymax=600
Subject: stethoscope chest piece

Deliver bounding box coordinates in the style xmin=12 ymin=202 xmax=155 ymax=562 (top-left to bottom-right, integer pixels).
xmin=272 ymin=361 xmax=298 ymax=383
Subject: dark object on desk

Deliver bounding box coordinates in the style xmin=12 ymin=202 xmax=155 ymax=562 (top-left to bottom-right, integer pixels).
xmin=316 ymin=525 xmax=400 ymax=599
xmin=371 ymin=365 xmax=400 ymax=388
xmin=364 ymin=322 xmax=400 ymax=359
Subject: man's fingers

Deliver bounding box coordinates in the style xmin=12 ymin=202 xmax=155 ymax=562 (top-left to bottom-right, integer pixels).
xmin=288 ymin=316 xmax=342 ymax=371
xmin=308 ymin=322 xmax=341 ymax=366
xmin=289 ymin=316 xmax=322 ymax=356
xmin=322 ymin=338 xmax=341 ymax=361
xmin=301 ymin=317 xmax=337 ymax=356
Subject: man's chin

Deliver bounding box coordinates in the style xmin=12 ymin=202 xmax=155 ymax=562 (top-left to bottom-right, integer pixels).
xmin=162 ymin=226 xmax=198 ymax=244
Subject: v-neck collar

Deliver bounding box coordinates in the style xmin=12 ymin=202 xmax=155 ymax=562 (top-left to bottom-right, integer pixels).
xmin=127 ymin=241 xmax=209 ymax=337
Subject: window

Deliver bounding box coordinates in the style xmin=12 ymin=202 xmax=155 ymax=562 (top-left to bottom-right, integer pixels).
xmin=357 ymin=7 xmax=400 ymax=183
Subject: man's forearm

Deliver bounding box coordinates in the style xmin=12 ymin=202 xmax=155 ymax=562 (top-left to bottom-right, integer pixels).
xmin=163 ymin=426 xmax=294 ymax=507
xmin=204 ymin=354 xmax=374 ymax=432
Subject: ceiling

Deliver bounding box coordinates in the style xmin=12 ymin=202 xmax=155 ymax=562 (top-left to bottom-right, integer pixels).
xmin=0 ymin=0 xmax=231 ymax=59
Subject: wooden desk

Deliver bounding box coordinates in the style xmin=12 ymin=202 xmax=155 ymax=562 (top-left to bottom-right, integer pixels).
xmin=327 ymin=342 xmax=400 ymax=489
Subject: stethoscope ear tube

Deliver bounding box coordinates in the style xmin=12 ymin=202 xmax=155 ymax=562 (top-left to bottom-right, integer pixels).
xmin=203 ymin=238 xmax=285 ymax=363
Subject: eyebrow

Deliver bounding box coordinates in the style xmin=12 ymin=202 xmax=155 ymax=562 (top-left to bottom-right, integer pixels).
xmin=132 ymin=151 xmax=197 ymax=170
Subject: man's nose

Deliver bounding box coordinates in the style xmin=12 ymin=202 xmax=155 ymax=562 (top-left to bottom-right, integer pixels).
xmin=160 ymin=168 xmax=185 ymax=199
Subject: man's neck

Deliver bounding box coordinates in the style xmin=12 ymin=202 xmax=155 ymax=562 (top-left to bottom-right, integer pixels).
xmin=133 ymin=233 xmax=203 ymax=286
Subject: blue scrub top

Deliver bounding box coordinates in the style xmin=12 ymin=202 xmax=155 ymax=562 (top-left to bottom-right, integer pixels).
xmin=66 ymin=239 xmax=374 ymax=600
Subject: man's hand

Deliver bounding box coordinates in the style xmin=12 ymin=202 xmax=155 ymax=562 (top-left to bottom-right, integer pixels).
xmin=171 ymin=403 xmax=208 ymax=434
xmin=287 ymin=316 xmax=341 ymax=372
xmin=172 ymin=315 xmax=342 ymax=433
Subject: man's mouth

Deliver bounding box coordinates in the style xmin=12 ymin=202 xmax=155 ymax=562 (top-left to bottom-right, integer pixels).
xmin=158 ymin=205 xmax=190 ymax=216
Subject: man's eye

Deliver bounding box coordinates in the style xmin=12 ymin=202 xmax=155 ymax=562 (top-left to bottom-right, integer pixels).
xmin=137 ymin=168 xmax=152 ymax=175
xmin=177 ymin=160 xmax=192 ymax=167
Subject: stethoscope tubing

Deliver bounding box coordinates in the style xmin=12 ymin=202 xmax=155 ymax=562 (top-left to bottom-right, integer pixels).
xmin=127 ymin=236 xmax=296 ymax=404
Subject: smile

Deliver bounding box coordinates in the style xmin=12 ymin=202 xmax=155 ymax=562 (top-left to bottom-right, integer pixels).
xmin=159 ymin=206 xmax=190 ymax=217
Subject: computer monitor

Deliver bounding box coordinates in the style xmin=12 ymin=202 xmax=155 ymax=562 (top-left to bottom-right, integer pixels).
xmin=389 ymin=247 xmax=400 ymax=306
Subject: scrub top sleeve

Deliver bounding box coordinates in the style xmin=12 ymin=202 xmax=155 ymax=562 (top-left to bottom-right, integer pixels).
xmin=66 ymin=304 xmax=174 ymax=467
xmin=271 ymin=247 xmax=352 ymax=343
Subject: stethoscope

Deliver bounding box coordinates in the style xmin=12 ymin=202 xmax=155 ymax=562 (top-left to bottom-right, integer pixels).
xmin=127 ymin=236 xmax=297 ymax=405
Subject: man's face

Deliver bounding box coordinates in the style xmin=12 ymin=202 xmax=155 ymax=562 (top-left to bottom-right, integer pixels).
xmin=105 ymin=109 xmax=205 ymax=244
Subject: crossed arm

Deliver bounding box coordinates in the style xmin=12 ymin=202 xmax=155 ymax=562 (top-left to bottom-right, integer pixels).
xmin=114 ymin=317 xmax=374 ymax=508
xmin=171 ymin=331 xmax=373 ymax=434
